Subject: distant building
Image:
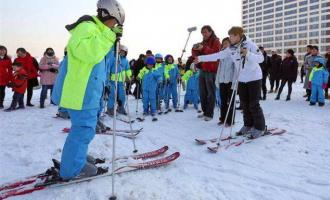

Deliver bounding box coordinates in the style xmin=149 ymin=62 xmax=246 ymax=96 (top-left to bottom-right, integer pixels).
xmin=242 ymin=0 xmax=330 ymax=63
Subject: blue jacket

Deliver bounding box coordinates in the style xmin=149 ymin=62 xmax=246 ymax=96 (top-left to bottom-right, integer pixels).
xmin=186 ymin=71 xmax=199 ymax=91
xmin=52 ymin=49 xmax=113 ymax=110
xmin=155 ymin=63 xmax=165 ymax=83
xmin=166 ymin=64 xmax=180 ymax=84
xmin=310 ymin=66 xmax=329 ymax=86
xmin=141 ymin=68 xmax=162 ymax=93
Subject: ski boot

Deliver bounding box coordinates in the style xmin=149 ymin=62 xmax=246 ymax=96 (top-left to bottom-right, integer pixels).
xmin=106 ymin=108 xmax=114 ymax=116
xmin=87 ymin=155 xmax=106 ymax=165
xmin=96 ymin=119 xmax=111 ymax=133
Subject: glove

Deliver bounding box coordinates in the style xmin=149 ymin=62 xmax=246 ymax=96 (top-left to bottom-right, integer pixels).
xmin=112 ymin=25 xmax=123 ymax=37
xmin=49 ymin=68 xmax=58 ymax=73
xmin=308 ymin=81 xmax=311 ymax=89
xmin=323 ymin=83 xmax=327 ymax=89
xmin=7 ymin=82 xmax=13 ymax=88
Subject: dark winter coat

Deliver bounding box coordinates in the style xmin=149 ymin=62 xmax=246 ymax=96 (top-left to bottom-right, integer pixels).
xmin=325 ymin=53 xmax=330 ymax=86
xmin=0 ymin=55 xmax=13 ymax=86
xmin=269 ymin=54 xmax=282 ymax=80
xmin=259 ymin=52 xmax=270 ymax=77
xmin=192 ymin=35 xmax=221 ymax=73
xmin=133 ymin=58 xmax=145 ymax=78
xmin=280 ymin=56 xmax=298 ymax=82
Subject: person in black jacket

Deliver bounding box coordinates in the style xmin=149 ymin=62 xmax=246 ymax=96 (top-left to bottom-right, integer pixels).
xmin=325 ymin=49 xmax=330 ymax=99
xmin=268 ymin=50 xmax=282 ymax=93
xmin=258 ymin=46 xmax=270 ymax=100
xmin=132 ymin=54 xmax=145 ymax=99
xmin=275 ymin=49 xmax=298 ymax=101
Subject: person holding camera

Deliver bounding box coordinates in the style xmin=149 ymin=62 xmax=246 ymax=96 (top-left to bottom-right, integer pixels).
xmin=14 ymin=48 xmax=39 ymax=106
xmin=39 ymin=48 xmax=60 ymax=108
xmin=195 ymin=26 xmax=266 ymax=139
xmin=191 ymin=25 xmax=221 ymax=121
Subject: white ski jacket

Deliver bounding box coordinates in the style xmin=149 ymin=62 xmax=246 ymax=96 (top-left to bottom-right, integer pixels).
xmin=198 ymin=36 xmax=264 ymax=83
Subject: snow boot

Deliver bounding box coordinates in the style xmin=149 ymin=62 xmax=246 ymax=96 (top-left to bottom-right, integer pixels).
xmin=117 ymin=106 xmax=127 ymax=115
xmin=319 ymin=102 xmax=325 ymax=107
xmin=236 ymin=126 xmax=252 ymax=136
xmin=197 ymin=113 xmax=204 ymax=118
xmin=275 ymin=95 xmax=280 ymax=100
xmin=286 ymin=96 xmax=291 ymax=101
xmin=106 ymin=108 xmax=114 ymax=116
xmin=247 ymin=128 xmax=265 ymax=139
xmin=204 ymin=116 xmax=212 ymax=121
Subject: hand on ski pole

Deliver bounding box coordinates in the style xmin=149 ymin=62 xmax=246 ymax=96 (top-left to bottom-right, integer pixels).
xmin=194 ymin=57 xmax=200 ymax=64
xmin=112 ymin=25 xmax=123 ymax=38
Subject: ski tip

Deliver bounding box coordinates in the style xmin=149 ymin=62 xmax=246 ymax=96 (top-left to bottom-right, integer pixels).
xmin=195 ymin=139 xmax=206 ymax=145
xmin=170 ymin=152 xmax=180 ymax=160
xmin=163 ymin=146 xmax=169 ymax=151
xmin=207 ymin=146 xmax=219 ymax=153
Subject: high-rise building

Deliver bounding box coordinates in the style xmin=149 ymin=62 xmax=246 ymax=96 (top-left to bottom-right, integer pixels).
xmin=242 ymin=0 xmax=330 ymax=63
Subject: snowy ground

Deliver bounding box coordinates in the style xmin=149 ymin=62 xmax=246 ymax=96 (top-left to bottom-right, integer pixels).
xmin=1 ymin=82 xmax=330 ymax=200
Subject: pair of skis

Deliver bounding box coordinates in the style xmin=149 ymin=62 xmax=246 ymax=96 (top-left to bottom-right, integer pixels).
xmin=0 ymin=146 xmax=180 ymax=199
xmin=61 ymin=127 xmax=143 ymax=139
xmin=195 ymin=128 xmax=286 ymax=153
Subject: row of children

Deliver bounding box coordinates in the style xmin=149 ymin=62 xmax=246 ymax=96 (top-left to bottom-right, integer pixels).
xmin=98 ymin=45 xmax=200 ymax=121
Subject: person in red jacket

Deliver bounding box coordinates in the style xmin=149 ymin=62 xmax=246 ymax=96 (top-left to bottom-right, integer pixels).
xmin=14 ymin=48 xmax=39 ymax=106
xmin=0 ymin=45 xmax=13 ymax=109
xmin=4 ymin=62 xmax=28 ymax=112
xmin=192 ymin=25 xmax=221 ymax=121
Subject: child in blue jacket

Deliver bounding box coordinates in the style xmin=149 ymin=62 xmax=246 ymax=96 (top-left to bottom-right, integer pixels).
xmin=309 ymin=57 xmax=329 ymax=106
xmin=138 ymin=56 xmax=161 ymax=117
xmin=154 ymin=53 xmax=166 ymax=113
xmin=182 ymin=63 xmax=200 ymax=110
xmin=164 ymin=55 xmax=180 ymax=111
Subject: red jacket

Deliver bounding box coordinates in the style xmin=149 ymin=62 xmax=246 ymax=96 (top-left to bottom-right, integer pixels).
xmin=0 ymin=56 xmax=13 ymax=86
xmin=14 ymin=53 xmax=39 ymax=79
xmin=11 ymin=68 xmax=28 ymax=94
xmin=192 ymin=35 xmax=221 ymax=73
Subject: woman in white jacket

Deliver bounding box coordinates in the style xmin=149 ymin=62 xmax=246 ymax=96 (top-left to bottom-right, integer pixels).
xmin=195 ymin=26 xmax=266 ymax=139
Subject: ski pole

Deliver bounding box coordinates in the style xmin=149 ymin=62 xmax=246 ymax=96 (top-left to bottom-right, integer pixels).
xmin=135 ymin=80 xmax=140 ymax=115
xmin=228 ymin=79 xmax=239 ymax=144
xmin=214 ymin=56 xmax=243 ymax=149
xmin=110 ymin=39 xmax=120 ymax=200
xmin=120 ymin=63 xmax=138 ymax=153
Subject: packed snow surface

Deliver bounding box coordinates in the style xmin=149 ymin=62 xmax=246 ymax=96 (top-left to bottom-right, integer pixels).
xmin=1 ymin=82 xmax=330 ymax=200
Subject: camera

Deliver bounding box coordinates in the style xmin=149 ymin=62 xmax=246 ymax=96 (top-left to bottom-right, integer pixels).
xmin=193 ymin=43 xmax=201 ymax=49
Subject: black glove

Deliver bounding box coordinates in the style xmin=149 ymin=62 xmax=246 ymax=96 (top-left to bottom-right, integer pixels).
xmin=49 ymin=68 xmax=58 ymax=73
xmin=7 ymin=82 xmax=14 ymax=88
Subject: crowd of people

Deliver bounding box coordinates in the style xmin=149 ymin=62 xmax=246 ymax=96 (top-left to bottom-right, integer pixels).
xmin=0 ymin=46 xmax=60 ymax=111
xmin=0 ymin=0 xmax=329 ymax=182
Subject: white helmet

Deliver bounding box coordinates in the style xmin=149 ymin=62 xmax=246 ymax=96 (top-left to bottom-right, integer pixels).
xmin=120 ymin=44 xmax=128 ymax=52
xmin=97 ymin=0 xmax=125 ymax=25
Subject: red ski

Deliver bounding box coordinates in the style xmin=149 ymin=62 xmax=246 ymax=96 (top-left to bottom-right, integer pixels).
xmin=62 ymin=127 xmax=142 ymax=139
xmin=0 ymin=152 xmax=180 ymax=199
xmin=207 ymin=128 xmax=287 ymax=153
xmin=115 ymin=146 xmax=169 ymax=161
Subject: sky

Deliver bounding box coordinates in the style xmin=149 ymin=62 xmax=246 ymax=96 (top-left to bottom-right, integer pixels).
xmin=0 ymin=0 xmax=241 ymax=60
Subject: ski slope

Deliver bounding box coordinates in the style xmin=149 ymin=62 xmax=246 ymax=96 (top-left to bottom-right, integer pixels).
xmin=0 ymin=82 xmax=330 ymax=200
